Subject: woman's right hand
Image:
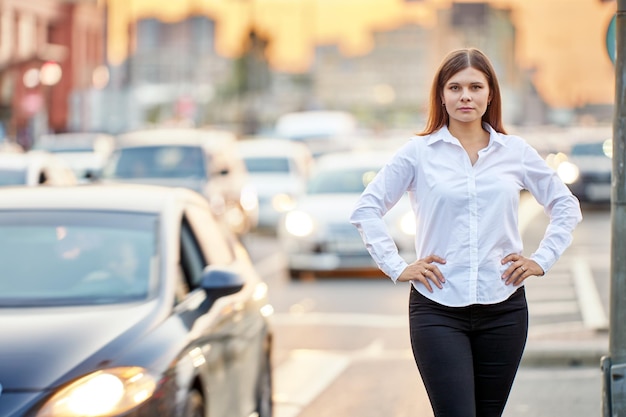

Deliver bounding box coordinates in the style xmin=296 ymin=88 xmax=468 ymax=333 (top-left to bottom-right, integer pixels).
xmin=397 ymin=255 xmax=447 ymax=292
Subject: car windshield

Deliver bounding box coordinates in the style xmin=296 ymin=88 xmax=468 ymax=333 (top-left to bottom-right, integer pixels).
xmin=104 ymin=146 xmax=206 ymax=179
xmin=244 ymin=157 xmax=291 ymax=173
xmin=35 ymin=144 xmax=93 ymax=153
xmin=0 ymin=210 xmax=158 ymax=307
xmin=308 ymin=167 xmax=379 ymax=194
xmin=571 ymin=141 xmax=611 ymax=157
xmin=0 ymin=168 xmax=26 ymax=185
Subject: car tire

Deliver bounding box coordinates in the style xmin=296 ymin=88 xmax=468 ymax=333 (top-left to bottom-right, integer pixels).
xmin=256 ymin=353 xmax=273 ymax=417
xmin=183 ymin=389 xmax=205 ymax=417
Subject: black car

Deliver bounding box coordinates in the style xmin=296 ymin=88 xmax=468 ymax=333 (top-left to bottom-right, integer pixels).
xmin=0 ymin=184 xmax=273 ymax=417
xmin=556 ymin=139 xmax=612 ymax=203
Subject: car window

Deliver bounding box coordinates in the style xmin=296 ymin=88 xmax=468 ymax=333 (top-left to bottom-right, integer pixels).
xmin=105 ymin=146 xmax=206 ymax=179
xmin=185 ymin=203 xmax=235 ymax=266
xmin=570 ymin=140 xmax=612 ymax=158
xmin=0 ymin=210 xmax=158 ymax=306
xmin=308 ymin=167 xmax=379 ymax=194
xmin=244 ymin=157 xmax=291 ymax=174
xmin=180 ymin=216 xmax=207 ymax=289
xmin=571 ymin=143 xmax=605 ymax=156
xmin=0 ymin=168 xmax=27 ymax=185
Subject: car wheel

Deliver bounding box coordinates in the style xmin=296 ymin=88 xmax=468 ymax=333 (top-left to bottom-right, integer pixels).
xmin=256 ymin=353 xmax=273 ymax=417
xmin=183 ymin=389 xmax=205 ymax=417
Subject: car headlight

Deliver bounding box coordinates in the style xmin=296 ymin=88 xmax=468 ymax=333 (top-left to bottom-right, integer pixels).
xmin=399 ymin=211 xmax=416 ymax=236
xmin=36 ymin=367 xmax=157 ymax=417
xmin=284 ymin=210 xmax=315 ymax=237
xmin=240 ymin=185 xmax=258 ymax=212
xmin=556 ymin=161 xmax=580 ymax=184
xmin=272 ymin=193 xmax=296 ymax=212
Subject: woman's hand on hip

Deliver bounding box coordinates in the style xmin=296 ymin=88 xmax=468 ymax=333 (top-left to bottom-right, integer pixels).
xmin=397 ymin=255 xmax=446 ymax=292
xmin=501 ymin=253 xmax=544 ymax=286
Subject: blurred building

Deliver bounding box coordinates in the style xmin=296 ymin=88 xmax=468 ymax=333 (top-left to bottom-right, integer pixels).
xmin=99 ymin=12 xmax=280 ymax=135
xmin=309 ymin=2 xmax=535 ymax=128
xmin=0 ymin=0 xmax=105 ymax=149
xmin=99 ymin=0 xmax=609 ymax=134
xmin=311 ymin=23 xmax=435 ymax=129
xmin=131 ymin=16 xmax=229 ymax=127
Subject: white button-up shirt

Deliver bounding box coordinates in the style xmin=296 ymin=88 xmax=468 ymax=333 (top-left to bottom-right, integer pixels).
xmin=350 ymin=124 xmax=582 ymax=307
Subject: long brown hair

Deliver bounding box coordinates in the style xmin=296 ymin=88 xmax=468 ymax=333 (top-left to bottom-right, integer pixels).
xmin=419 ymin=48 xmax=506 ymax=135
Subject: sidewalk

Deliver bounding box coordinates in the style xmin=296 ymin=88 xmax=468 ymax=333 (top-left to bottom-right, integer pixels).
xmin=521 ymin=253 xmax=608 ymax=367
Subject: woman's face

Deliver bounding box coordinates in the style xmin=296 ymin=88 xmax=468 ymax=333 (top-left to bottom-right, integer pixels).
xmin=441 ymin=66 xmax=491 ymax=127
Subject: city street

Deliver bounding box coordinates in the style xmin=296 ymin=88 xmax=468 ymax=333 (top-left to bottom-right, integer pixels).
xmin=243 ymin=196 xmax=610 ymax=417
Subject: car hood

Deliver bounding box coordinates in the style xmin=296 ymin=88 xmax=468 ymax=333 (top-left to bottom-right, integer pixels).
xmin=0 ymin=301 xmax=159 ymax=390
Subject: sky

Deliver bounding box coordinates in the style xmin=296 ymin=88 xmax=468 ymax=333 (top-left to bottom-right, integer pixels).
xmin=104 ymin=0 xmax=617 ymax=108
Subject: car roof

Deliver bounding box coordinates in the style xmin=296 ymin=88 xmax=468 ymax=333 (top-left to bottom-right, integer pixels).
xmin=237 ymin=138 xmax=311 ymax=158
xmin=35 ymin=133 xmax=116 ymax=154
xmin=275 ymin=111 xmax=357 ymax=137
xmin=116 ymin=128 xmax=237 ymax=150
xmin=0 ymin=183 xmax=207 ymax=213
xmin=0 ymin=151 xmax=57 ymax=169
xmin=313 ymin=151 xmax=395 ymax=171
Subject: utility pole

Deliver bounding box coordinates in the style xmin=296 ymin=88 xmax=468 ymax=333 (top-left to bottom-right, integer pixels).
xmin=603 ymin=1 xmax=626 ymax=415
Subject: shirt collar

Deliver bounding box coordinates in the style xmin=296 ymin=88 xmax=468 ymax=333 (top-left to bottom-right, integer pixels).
xmin=425 ymin=123 xmax=508 ymax=148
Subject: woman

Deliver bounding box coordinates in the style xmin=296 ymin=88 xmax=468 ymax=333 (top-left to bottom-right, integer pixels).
xmin=349 ymin=48 xmax=582 ymax=417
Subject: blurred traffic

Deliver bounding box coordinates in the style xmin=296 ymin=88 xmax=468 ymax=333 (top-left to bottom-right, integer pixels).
xmin=0 ymin=1 xmax=617 ymax=416
xmin=549 ymin=139 xmax=613 ymax=204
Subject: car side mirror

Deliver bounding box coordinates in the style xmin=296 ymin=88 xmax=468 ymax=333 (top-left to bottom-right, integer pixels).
xmin=84 ymin=169 xmax=98 ymax=181
xmin=200 ymin=265 xmax=244 ymax=298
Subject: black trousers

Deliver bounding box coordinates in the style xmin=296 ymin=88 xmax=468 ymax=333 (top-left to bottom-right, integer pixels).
xmin=409 ymin=285 xmax=528 ymax=417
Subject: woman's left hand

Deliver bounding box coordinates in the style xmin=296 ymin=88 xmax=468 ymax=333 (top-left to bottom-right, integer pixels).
xmin=501 ymin=254 xmax=544 ymax=286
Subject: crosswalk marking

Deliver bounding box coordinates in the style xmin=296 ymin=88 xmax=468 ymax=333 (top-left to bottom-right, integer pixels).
xmin=571 ymin=257 xmax=609 ymax=330
xmin=273 ymin=350 xmax=351 ymax=417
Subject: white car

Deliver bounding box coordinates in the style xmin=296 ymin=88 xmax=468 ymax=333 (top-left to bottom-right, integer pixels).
xmin=33 ymin=132 xmax=115 ymax=182
xmin=274 ymin=110 xmax=359 ymax=157
xmin=277 ymin=151 xmax=416 ymax=279
xmin=0 ymin=151 xmax=77 ymax=187
xmin=238 ymin=138 xmax=313 ymax=231
xmin=100 ymin=128 xmax=259 ymax=235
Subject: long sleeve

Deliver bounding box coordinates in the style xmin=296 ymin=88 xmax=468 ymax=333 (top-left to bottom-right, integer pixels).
xmin=350 ymin=143 xmax=416 ymax=281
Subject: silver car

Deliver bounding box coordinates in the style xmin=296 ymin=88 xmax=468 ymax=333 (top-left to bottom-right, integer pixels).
xmin=277 ymin=151 xmax=416 ymax=279
xmin=238 ymin=138 xmax=313 ymax=231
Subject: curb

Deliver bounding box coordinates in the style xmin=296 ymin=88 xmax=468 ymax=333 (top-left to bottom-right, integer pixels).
xmin=521 ymin=333 xmax=608 ymax=367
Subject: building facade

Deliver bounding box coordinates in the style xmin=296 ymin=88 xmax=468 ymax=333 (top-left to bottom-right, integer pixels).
xmin=0 ymin=0 xmax=105 ymax=148
xmin=309 ymin=2 xmax=533 ymax=129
